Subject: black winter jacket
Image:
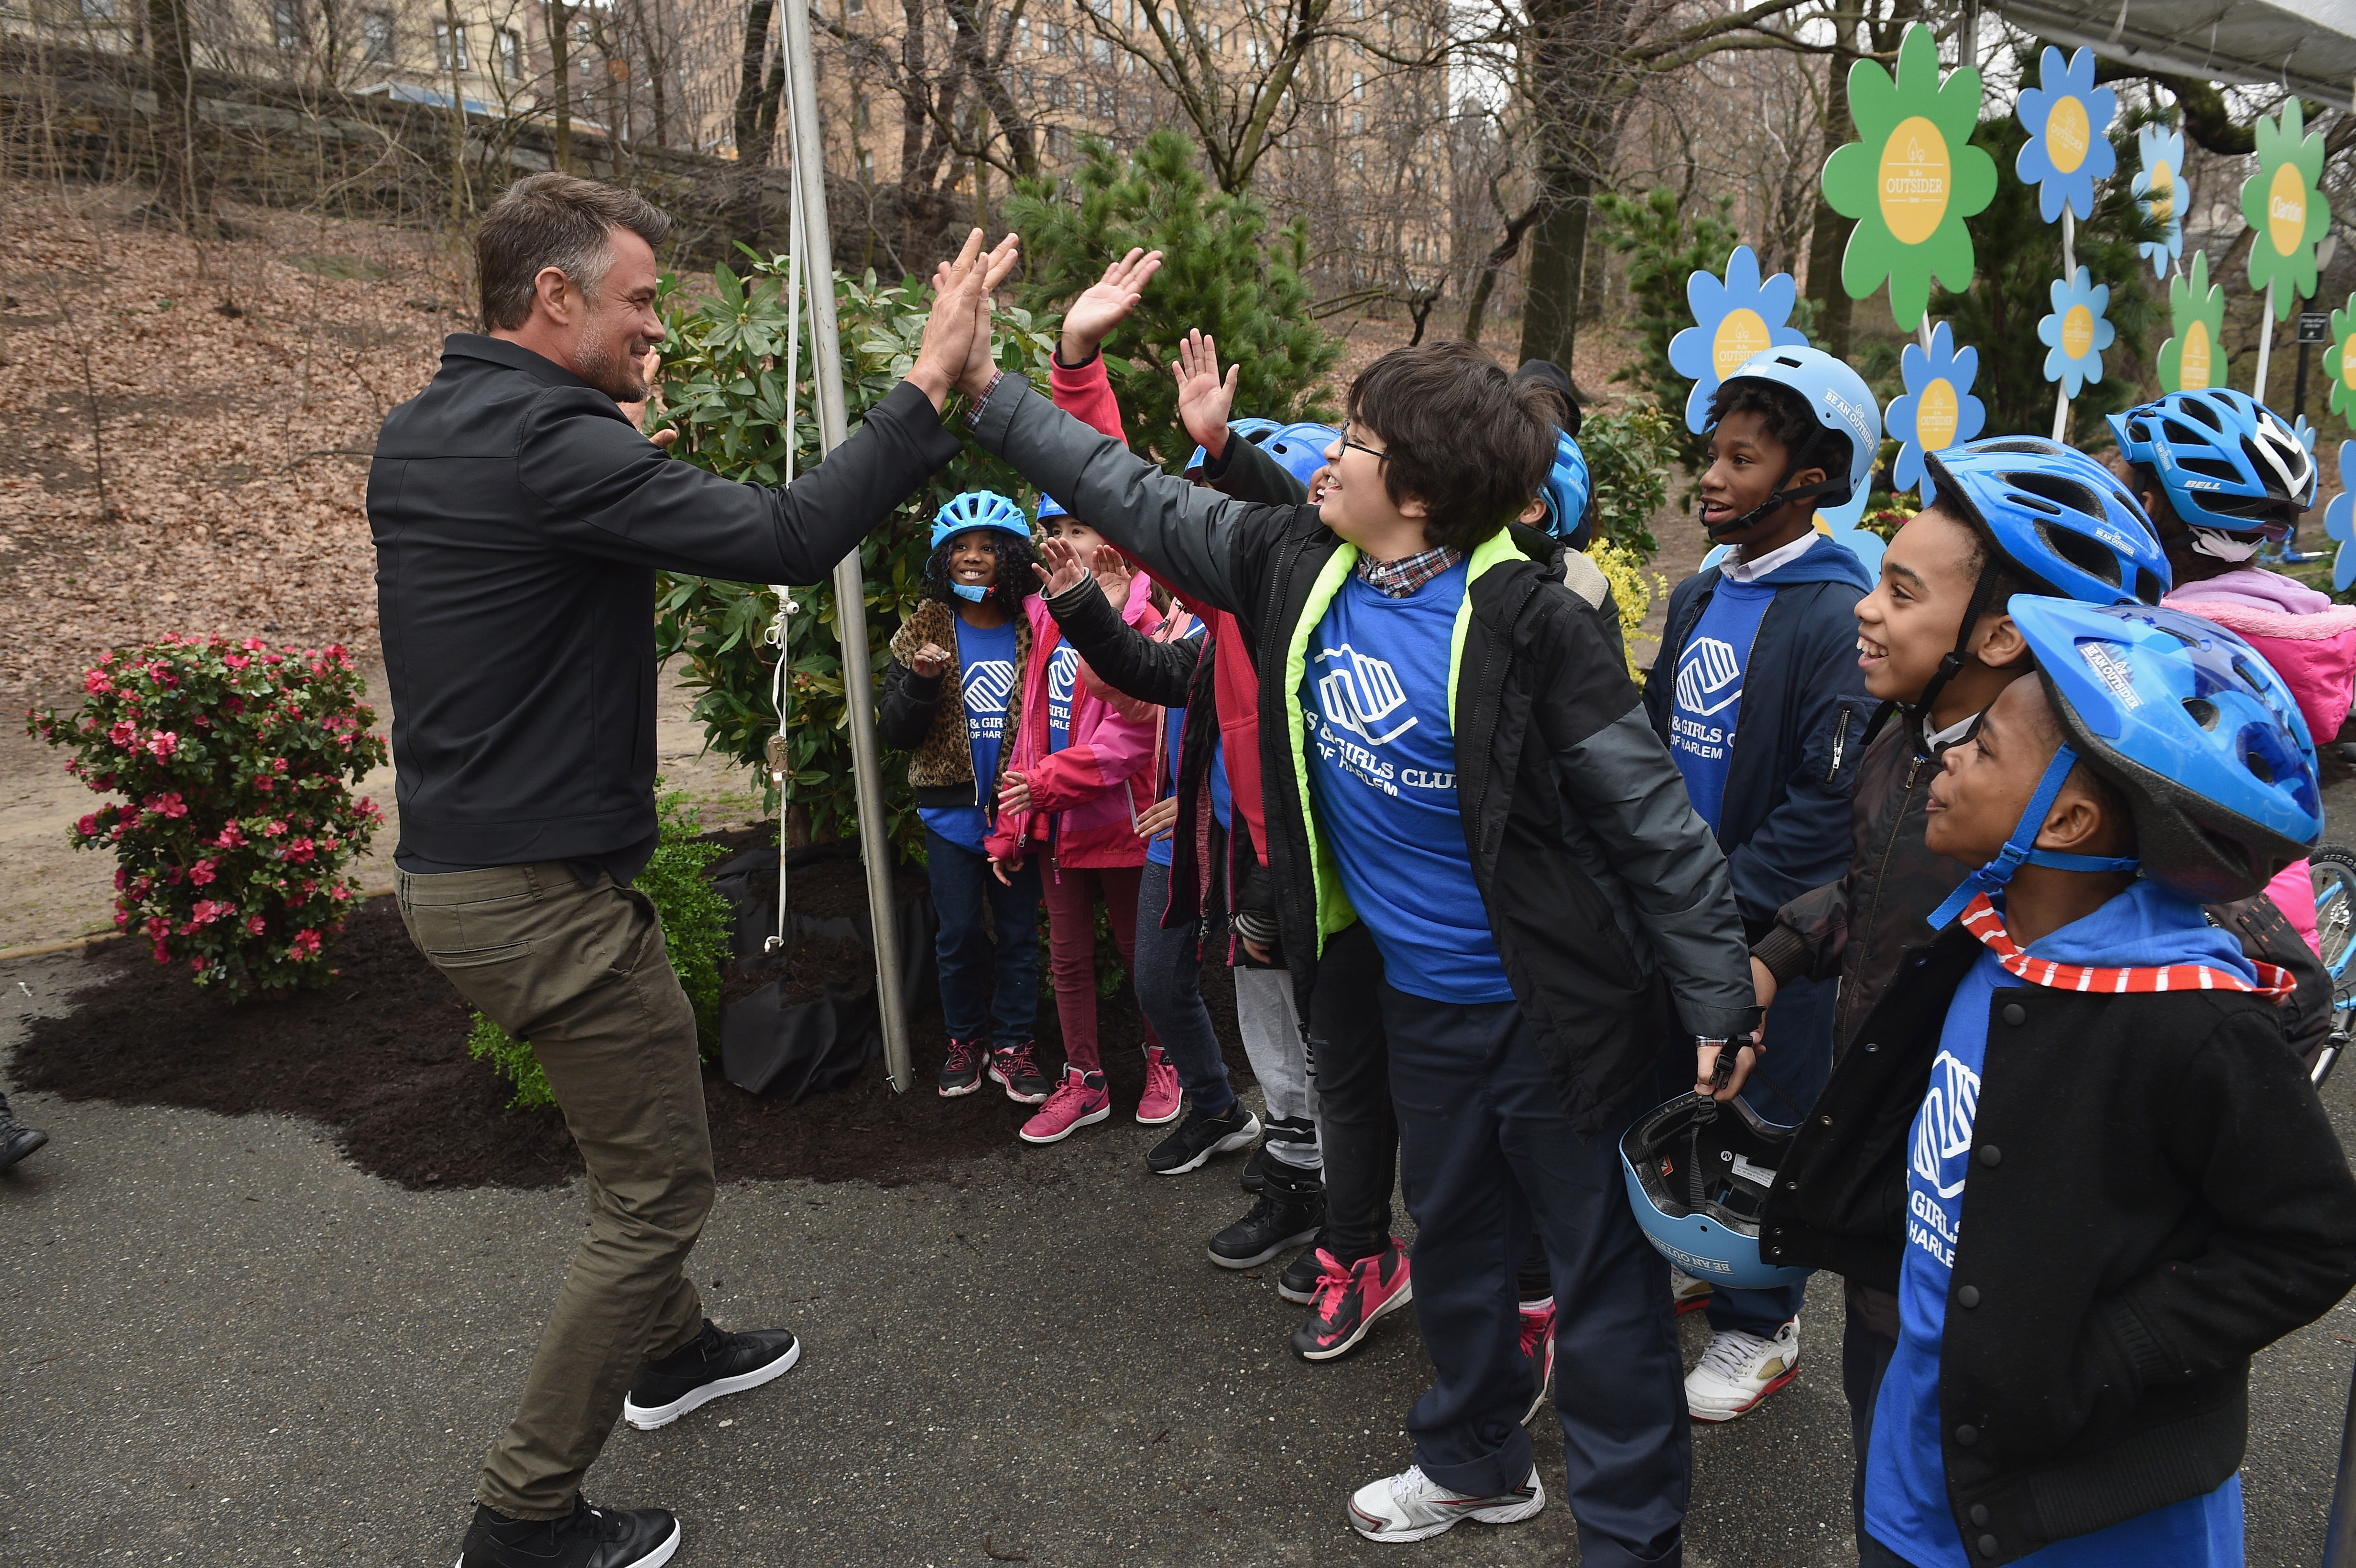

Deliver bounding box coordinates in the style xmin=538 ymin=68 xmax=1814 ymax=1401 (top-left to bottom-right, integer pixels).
xmin=369 ymin=335 xmax=960 ymax=872
xmin=968 ymin=375 xmax=1755 ymax=1132
xmin=1761 ymin=922 xmax=2356 ymax=1563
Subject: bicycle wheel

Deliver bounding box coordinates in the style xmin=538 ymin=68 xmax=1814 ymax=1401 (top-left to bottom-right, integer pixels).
xmin=2310 ymin=848 xmax=2356 ymax=1086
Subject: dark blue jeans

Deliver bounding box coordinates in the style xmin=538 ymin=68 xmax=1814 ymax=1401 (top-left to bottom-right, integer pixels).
xmin=1132 ymin=858 xmax=1234 ymax=1114
xmin=1706 ymin=969 xmax=1838 ymax=1338
xmin=924 ymin=827 xmax=1040 ymax=1047
xmin=1388 ymin=984 xmax=1689 ymax=1568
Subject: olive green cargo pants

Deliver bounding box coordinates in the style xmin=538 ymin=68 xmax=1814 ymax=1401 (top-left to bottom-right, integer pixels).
xmin=395 ymin=862 xmax=713 ymax=1519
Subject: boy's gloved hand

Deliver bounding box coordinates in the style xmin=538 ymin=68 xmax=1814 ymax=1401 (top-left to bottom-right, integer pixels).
xmin=1231 ymin=859 xmax=1280 ymax=964
xmin=1174 ymin=328 xmax=1240 ymax=462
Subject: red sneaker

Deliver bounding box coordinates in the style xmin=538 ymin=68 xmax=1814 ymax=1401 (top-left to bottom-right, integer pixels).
xmin=1289 ymin=1240 xmax=1413 ymax=1362
xmin=1018 ymin=1067 xmax=1111 ymax=1144
xmin=1518 ymin=1299 xmax=1557 ymax=1424
xmin=1135 ymin=1045 xmax=1182 ymax=1125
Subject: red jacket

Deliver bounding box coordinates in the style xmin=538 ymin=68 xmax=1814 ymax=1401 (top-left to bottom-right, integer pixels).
xmin=1047 ymin=353 xmax=1270 ymax=864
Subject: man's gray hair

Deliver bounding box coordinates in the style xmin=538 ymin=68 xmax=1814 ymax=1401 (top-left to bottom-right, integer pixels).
xmin=475 ymin=173 xmax=673 ymax=332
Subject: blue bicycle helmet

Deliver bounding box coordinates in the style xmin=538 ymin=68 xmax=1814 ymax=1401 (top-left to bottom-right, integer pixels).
xmin=2011 ymin=596 xmax=2321 ymax=902
xmin=1183 ymin=416 xmax=1286 ymax=479
xmin=1538 ymin=429 xmax=1593 ymax=549
xmin=1266 ymin=423 xmax=1341 ymax=490
xmin=1622 ymin=1089 xmax=1811 ymax=1291
xmin=1704 ymin=346 xmax=1881 ymax=538
xmin=2107 ymin=390 xmax=2319 ymax=540
xmin=930 ymin=490 xmax=1033 ymax=550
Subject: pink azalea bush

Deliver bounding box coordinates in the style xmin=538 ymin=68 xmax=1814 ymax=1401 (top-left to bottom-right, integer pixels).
xmin=26 ymin=634 xmax=390 ymax=1000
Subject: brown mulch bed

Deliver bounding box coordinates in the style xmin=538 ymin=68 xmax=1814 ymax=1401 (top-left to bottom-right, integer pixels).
xmin=8 ymin=864 xmax=1247 ymax=1191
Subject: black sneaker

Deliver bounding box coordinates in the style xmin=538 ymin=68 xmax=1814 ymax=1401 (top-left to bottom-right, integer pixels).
xmin=989 ymin=1041 xmax=1055 ymax=1105
xmin=0 ymin=1095 xmax=46 ymax=1172
xmin=1277 ymin=1239 xmax=1326 ymax=1304
xmin=1147 ymin=1102 xmax=1262 ymax=1176
xmin=621 ymin=1319 xmax=799 ymax=1431
xmin=1208 ymin=1166 xmax=1325 ymax=1268
xmin=938 ymin=1035 xmax=987 ymax=1097
xmin=457 ymin=1495 xmax=679 ymax=1568
xmin=1238 ymin=1142 xmax=1269 ymax=1194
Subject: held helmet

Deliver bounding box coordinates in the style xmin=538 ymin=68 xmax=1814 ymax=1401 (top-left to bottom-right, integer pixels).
xmin=1183 ymin=416 xmax=1285 ymax=479
xmin=1538 ymin=429 xmax=1594 ymax=549
xmin=930 ymin=490 xmax=1034 ymax=550
xmin=2107 ymin=390 xmax=2318 ymax=541
xmin=1714 ymin=345 xmax=1881 ymax=512
xmin=1621 ymin=1091 xmax=1812 ymax=1291
xmin=1036 ymin=492 xmax=1069 ymax=523
xmin=2007 ymin=596 xmax=2322 ymax=903
xmin=1267 ymin=423 xmax=1342 ymax=490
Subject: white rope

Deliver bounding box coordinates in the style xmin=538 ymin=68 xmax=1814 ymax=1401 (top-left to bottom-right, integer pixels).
xmin=764 ymin=137 xmax=811 ymax=956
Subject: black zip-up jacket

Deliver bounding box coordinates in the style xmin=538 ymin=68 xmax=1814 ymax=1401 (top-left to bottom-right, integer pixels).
xmin=967 ymin=375 xmax=1755 ymax=1132
xmin=1760 ymin=923 xmax=2356 ymax=1563
xmin=368 ymin=335 xmax=960 ymax=872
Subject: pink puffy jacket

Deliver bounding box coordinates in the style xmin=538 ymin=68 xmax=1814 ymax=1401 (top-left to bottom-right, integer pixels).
xmin=985 ymin=570 xmax=1163 ymax=869
xmin=2164 ymin=566 xmax=2356 ymax=953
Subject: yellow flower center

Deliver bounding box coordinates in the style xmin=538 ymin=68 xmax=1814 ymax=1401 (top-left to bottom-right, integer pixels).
xmin=2045 ymin=96 xmax=2090 ymax=175
xmin=1878 ymin=117 xmax=1951 ymax=246
xmin=1712 ymin=309 xmax=1771 ymax=381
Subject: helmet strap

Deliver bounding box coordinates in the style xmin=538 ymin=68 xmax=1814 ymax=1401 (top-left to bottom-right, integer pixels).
xmin=1908 ymin=559 xmax=2004 ymax=756
xmin=1925 ymin=743 xmax=2141 ymax=929
xmin=1701 ymin=428 xmax=1845 ymax=542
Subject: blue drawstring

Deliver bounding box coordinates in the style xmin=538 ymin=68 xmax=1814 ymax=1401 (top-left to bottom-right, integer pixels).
xmin=1926 ymin=744 xmax=2141 ymax=929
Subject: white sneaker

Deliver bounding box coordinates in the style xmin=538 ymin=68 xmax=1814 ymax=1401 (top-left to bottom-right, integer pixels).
xmin=1670 ymin=1266 xmax=1714 ymax=1316
xmin=1684 ymin=1319 xmax=1800 ymax=1422
xmin=1345 ymin=1462 xmax=1545 ymax=1543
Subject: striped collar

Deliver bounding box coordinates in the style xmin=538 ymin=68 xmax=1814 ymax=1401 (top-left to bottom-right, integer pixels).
xmin=1356 ymin=544 xmax=1463 ymax=599
xmin=1957 ymin=894 xmax=2296 ymax=999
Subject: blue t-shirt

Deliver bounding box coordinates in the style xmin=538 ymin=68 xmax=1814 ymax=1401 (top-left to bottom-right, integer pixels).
xmin=1045 ymin=642 xmax=1081 ymax=754
xmin=1668 ymin=577 xmax=1776 ymax=834
xmin=915 ymin=616 xmax=1017 ymax=854
xmin=1146 ymin=625 xmax=1210 ymax=869
xmin=1865 ymin=881 xmax=2253 ymax=1568
xmin=1299 ymin=563 xmax=1513 ymax=1004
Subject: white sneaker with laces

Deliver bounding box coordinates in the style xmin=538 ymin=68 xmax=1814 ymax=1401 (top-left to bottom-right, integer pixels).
xmin=1670 ymin=1266 xmax=1714 ymax=1315
xmin=1345 ymin=1462 xmax=1545 ymax=1543
xmin=1684 ymin=1319 xmax=1800 ymax=1422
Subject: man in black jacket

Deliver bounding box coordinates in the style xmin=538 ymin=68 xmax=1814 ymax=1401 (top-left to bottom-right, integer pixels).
xmin=961 ymin=335 xmax=1754 ymax=1566
xmin=370 ymin=174 xmax=1004 ymax=1568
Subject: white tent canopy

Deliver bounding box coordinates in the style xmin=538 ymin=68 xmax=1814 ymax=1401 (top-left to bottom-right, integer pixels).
xmin=1991 ymin=0 xmax=2356 ymax=110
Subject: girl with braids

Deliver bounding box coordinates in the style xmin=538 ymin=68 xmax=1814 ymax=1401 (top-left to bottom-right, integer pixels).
xmin=877 ymin=493 xmax=1053 ymax=1103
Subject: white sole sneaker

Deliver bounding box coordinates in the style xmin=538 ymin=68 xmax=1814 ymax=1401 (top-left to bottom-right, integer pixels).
xmin=1154 ymin=1112 xmax=1263 ymax=1176
xmin=1347 ymin=1470 xmax=1546 ymax=1543
xmin=622 ymin=1340 xmax=802 ymax=1430
xmin=456 ymin=1518 xmax=680 ymax=1568
xmin=1017 ymin=1102 xmax=1111 ymax=1145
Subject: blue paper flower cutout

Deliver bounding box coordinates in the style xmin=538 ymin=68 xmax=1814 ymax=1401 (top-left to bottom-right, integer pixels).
xmin=1667 ymin=244 xmax=1811 ymax=435
xmin=2296 ymin=415 xmax=2319 ymax=457
xmin=1885 ymin=322 xmax=1985 ymax=504
xmin=2014 ymin=46 xmax=2117 ymax=224
xmin=2327 ymin=441 xmax=2356 ymax=593
xmin=2132 ymin=124 xmax=2187 ymax=279
xmin=2038 ymin=268 xmax=2115 ymax=398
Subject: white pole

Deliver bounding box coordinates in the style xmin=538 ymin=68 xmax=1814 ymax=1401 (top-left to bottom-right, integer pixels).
xmin=2254 ymin=280 xmax=2277 ymax=401
xmin=2052 ymin=209 xmax=2075 ymax=441
xmin=764 ymin=173 xmax=807 ymax=960
xmin=780 ymin=0 xmax=915 ymax=1092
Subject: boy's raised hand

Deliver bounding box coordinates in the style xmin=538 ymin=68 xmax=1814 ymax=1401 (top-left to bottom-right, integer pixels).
xmin=1060 ymin=248 xmax=1164 ymax=366
xmin=1032 ymin=534 xmax=1094 ymax=598
xmin=1173 ymin=329 xmax=1239 ymax=462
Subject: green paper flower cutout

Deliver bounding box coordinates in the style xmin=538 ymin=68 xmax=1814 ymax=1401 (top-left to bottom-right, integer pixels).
xmin=2158 ymin=250 xmax=2226 ymax=393
xmin=1821 ymin=22 xmax=1998 ymax=332
xmin=2241 ymin=98 xmax=2331 ymax=316
xmin=2327 ymin=294 xmax=2356 ymax=423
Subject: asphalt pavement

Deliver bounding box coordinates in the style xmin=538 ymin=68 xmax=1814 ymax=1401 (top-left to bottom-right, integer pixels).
xmin=5 ymin=949 xmax=2356 ymax=1568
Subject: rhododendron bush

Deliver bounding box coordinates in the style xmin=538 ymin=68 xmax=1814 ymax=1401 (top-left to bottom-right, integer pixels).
xmin=26 ymin=635 xmax=390 ymax=999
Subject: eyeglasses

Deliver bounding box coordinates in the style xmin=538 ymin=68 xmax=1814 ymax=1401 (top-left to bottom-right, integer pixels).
xmin=1338 ymin=436 xmax=1391 ymax=464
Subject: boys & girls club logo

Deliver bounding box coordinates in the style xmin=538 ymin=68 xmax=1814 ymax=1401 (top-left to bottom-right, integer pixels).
xmin=1046 ymin=645 xmax=1079 ymax=726
xmin=1912 ymin=1049 xmax=1979 ymax=1201
xmin=962 ymin=659 xmax=1014 ymax=725
xmin=1315 ymin=645 xmax=1418 ymax=747
xmin=1877 ymin=119 xmax=1951 ymax=244
xmin=1673 ymin=637 xmax=1744 ymax=719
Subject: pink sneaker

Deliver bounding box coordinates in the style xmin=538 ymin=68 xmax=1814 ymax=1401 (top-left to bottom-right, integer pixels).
xmin=1018 ymin=1067 xmax=1111 ymax=1144
xmin=1518 ymin=1298 xmax=1557 ymax=1424
xmin=1135 ymin=1046 xmax=1182 ymax=1125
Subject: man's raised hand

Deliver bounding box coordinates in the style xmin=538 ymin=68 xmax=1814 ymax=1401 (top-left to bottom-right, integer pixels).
xmin=929 ymin=232 xmax=1021 ymax=401
xmin=1031 ymin=534 xmax=1094 ymax=599
xmin=909 ymin=228 xmax=990 ymax=409
xmin=1173 ymin=329 xmax=1238 ymax=462
xmin=1061 ymin=248 xmax=1164 ymax=366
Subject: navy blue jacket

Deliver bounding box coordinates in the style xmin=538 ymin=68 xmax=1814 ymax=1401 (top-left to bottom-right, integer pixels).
xmin=1644 ymin=537 xmax=1875 ymax=929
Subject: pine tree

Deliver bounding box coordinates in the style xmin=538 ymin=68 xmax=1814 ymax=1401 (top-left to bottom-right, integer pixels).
xmin=1008 ymin=131 xmax=1341 ymax=466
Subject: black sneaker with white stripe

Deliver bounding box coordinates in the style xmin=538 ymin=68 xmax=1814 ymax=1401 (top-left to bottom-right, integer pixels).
xmin=457 ymin=1495 xmax=679 ymax=1568
xmin=622 ymin=1319 xmax=799 ymax=1430
xmin=1146 ymin=1102 xmax=1261 ymax=1176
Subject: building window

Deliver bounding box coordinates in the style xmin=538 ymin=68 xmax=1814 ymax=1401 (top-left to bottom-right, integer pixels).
xmin=1246 ymin=36 xmax=1265 ymax=67
xmin=1208 ymin=23 xmax=1221 ymax=51
xmin=856 ymin=148 xmax=875 ymax=179
xmin=1090 ymin=34 xmax=1110 ymax=63
xmin=272 ymin=0 xmax=303 ymax=49
xmin=1351 ymin=70 xmax=1364 ymax=98
xmin=1349 ymin=147 xmax=1364 ymax=173
xmin=846 ymin=0 xmax=863 ymax=12
xmin=855 ymin=94 xmax=871 ymax=129
xmin=1049 ymin=124 xmax=1071 ymax=157
xmin=497 ymin=26 xmax=521 ymax=76
xmin=1350 ymin=109 xmax=1363 ymax=133
xmin=360 ymin=8 xmax=393 ymax=62
xmin=434 ymin=19 xmax=468 ymax=70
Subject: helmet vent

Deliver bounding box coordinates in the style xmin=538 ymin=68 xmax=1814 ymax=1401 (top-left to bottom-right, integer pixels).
xmin=2038 ymin=520 xmax=2126 ymax=587
xmin=1979 ymin=438 xmax=2064 ymax=457
xmin=2009 ymin=470 xmax=2104 ymax=519
xmin=2244 ymin=748 xmax=2276 ymax=786
xmin=2179 ymin=457 xmax=2242 ymax=483
xmin=2180 ymin=400 xmax=2225 ymax=433
xmin=2182 ymin=697 xmax=2221 ymax=731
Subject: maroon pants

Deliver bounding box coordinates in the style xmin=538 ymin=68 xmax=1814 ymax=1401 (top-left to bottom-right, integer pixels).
xmin=1041 ymin=855 xmax=1160 ymax=1075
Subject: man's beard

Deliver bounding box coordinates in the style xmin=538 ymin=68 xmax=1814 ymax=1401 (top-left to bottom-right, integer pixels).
xmin=574 ymin=335 xmax=648 ymax=403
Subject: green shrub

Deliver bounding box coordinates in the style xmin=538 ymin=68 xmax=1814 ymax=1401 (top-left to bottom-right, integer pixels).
xmin=1581 ymin=402 xmax=1683 ymax=560
xmin=467 ymin=791 xmax=735 ymax=1110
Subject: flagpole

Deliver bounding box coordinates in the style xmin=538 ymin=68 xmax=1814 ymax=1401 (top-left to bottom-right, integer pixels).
xmin=780 ymin=0 xmax=914 ymax=1093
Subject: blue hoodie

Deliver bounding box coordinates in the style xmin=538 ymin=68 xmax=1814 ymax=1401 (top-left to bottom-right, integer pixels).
xmin=1865 ymin=880 xmax=2253 ymax=1567
xmin=1645 ymin=533 xmax=1877 ymax=928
